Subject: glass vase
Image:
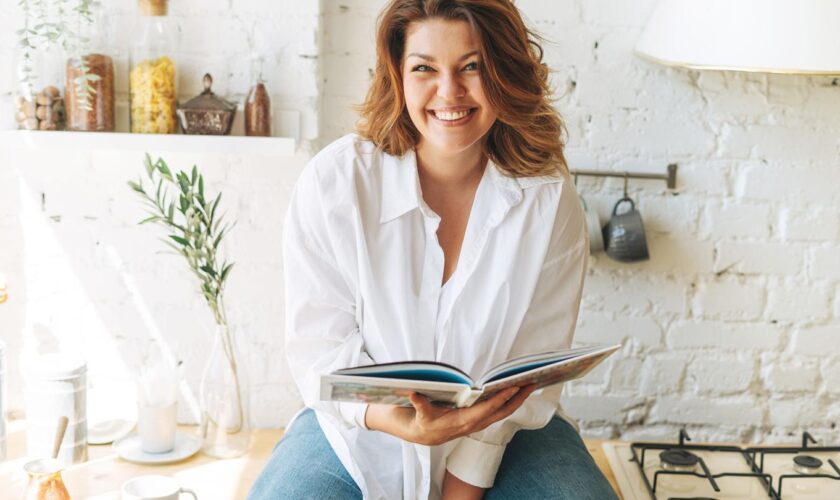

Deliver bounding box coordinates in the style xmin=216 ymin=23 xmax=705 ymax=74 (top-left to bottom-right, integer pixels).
xmin=199 ymin=324 xmax=250 ymax=458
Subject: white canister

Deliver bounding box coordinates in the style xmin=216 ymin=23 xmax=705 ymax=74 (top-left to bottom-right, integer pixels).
xmin=0 ymin=339 xmax=6 ymax=461
xmin=24 ymin=353 xmax=88 ymax=465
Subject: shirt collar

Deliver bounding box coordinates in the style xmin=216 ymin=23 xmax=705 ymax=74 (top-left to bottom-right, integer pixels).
xmin=487 ymin=159 xmax=524 ymax=208
xmin=380 ymin=150 xmax=544 ymax=224
xmin=380 ymin=149 xmax=422 ymax=223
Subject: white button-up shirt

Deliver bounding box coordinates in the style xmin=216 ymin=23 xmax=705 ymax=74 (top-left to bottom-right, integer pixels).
xmin=284 ymin=134 xmax=588 ymax=500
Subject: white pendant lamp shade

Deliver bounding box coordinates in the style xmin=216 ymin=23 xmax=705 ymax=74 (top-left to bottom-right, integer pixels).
xmin=636 ymin=0 xmax=840 ymax=74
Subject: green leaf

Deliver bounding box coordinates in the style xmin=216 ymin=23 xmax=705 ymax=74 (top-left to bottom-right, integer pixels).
xmin=163 ymin=240 xmax=185 ymax=255
xmin=191 ymin=166 xmax=198 ymax=186
xmin=200 ymin=265 xmax=217 ymax=277
xmin=167 ymin=202 xmax=175 ymax=221
xmin=198 ymin=175 xmax=205 ymax=199
xmin=157 ymin=159 xmax=173 ymax=180
xmin=144 ymin=153 xmax=154 ymax=178
xmin=176 ymin=172 xmax=189 ymax=193
xmin=220 ymin=262 xmax=234 ymax=281
xmin=127 ymin=180 xmax=145 ymax=194
xmin=169 ymin=235 xmax=189 ymax=246
xmin=139 ymin=215 xmax=159 ymax=225
xmin=210 ymin=193 xmax=222 ymax=221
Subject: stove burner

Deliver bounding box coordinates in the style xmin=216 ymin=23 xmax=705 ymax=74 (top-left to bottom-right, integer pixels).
xmin=793 ymin=454 xmax=823 ymax=474
xmin=659 ymin=449 xmax=700 ymax=472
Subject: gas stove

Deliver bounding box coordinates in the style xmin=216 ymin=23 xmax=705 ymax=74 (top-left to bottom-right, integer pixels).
xmin=603 ymin=430 xmax=840 ymax=499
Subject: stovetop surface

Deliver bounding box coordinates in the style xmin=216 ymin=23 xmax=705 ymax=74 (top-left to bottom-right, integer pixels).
xmin=603 ymin=432 xmax=840 ymax=500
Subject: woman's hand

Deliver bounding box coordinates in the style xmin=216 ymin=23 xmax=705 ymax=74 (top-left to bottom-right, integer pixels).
xmin=365 ymin=385 xmax=536 ymax=446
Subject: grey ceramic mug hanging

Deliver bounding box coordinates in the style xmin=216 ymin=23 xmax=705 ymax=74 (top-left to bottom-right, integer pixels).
xmin=602 ymin=197 xmax=649 ymax=262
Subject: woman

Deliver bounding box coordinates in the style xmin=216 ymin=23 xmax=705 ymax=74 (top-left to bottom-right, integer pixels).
xmin=250 ymin=1 xmax=617 ymax=499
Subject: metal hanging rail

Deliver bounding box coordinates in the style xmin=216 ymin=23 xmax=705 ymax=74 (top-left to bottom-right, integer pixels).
xmin=570 ymin=163 xmax=678 ymax=190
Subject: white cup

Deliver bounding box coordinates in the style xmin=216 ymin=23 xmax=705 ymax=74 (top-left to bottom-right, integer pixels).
xmin=137 ymin=402 xmax=176 ymax=453
xmin=122 ymin=475 xmax=197 ymax=500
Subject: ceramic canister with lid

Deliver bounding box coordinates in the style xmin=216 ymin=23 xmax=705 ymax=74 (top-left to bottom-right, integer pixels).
xmin=23 ymin=353 xmax=88 ymax=465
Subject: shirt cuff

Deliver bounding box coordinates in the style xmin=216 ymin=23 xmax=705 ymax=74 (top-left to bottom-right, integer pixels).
xmin=446 ymin=437 xmax=507 ymax=489
xmin=337 ymin=402 xmax=370 ymax=430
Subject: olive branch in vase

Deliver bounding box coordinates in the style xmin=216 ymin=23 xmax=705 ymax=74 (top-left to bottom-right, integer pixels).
xmin=128 ymin=154 xmax=245 ymax=434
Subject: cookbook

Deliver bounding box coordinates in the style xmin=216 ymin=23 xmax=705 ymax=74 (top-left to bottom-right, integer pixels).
xmin=320 ymin=344 xmax=621 ymax=408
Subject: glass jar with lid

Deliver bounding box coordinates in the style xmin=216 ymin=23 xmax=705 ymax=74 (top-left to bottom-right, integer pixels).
xmin=129 ymin=0 xmax=178 ymax=134
xmin=65 ymin=1 xmax=115 ymax=132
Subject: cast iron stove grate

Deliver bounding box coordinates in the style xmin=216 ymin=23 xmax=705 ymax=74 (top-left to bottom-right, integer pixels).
xmin=745 ymin=432 xmax=840 ymax=498
xmin=629 ymin=429 xmax=840 ymax=499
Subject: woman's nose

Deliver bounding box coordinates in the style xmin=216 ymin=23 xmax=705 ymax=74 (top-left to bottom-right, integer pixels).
xmin=436 ymin=73 xmax=466 ymax=100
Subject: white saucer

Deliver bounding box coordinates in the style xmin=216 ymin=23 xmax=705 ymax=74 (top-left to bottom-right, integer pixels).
xmin=88 ymin=419 xmax=136 ymax=445
xmin=113 ymin=431 xmax=201 ymax=465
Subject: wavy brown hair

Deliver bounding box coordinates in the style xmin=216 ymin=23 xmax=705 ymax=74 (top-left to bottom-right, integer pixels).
xmin=356 ymin=0 xmax=567 ymax=177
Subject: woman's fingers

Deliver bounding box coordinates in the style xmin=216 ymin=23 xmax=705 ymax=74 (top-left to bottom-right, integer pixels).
xmin=404 ymin=386 xmax=536 ymax=445
xmin=479 ymin=384 xmax=536 ymax=428
xmin=409 ymin=392 xmax=433 ymax=413
xmin=459 ymin=386 xmax=520 ymax=422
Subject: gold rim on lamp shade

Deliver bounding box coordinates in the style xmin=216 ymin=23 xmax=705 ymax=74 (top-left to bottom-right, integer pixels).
xmin=634 ymin=50 xmax=840 ymax=76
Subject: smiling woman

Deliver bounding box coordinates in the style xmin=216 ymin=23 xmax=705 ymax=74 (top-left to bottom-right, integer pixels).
xmin=357 ymin=0 xmax=568 ymax=178
xmin=248 ymin=1 xmax=615 ymax=500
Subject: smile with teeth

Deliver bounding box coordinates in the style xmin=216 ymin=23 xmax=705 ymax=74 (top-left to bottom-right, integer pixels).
xmin=431 ymin=108 xmax=475 ymax=121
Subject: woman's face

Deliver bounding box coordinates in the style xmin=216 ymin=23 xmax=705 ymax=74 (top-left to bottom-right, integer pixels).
xmin=402 ymin=19 xmax=498 ymax=157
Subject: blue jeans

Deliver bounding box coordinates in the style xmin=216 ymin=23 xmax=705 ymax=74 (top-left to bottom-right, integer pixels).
xmin=248 ymin=409 xmax=618 ymax=499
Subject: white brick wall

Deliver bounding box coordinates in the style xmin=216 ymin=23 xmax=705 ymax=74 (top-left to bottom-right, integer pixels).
xmin=2 ymin=0 xmax=839 ymax=445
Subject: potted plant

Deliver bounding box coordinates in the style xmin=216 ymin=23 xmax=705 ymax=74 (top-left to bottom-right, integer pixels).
xmin=128 ymin=155 xmax=250 ymax=458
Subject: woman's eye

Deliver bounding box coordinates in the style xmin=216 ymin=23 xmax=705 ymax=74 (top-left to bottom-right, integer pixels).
xmin=463 ymin=62 xmax=479 ymax=71
xmin=412 ymin=64 xmax=433 ymax=72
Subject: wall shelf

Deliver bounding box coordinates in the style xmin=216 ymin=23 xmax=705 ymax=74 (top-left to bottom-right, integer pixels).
xmin=0 ymin=130 xmax=297 ymax=156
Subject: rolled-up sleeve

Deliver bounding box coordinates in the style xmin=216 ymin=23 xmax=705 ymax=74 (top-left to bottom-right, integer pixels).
xmin=447 ymin=181 xmax=589 ymax=488
xmin=283 ymin=162 xmax=371 ymax=430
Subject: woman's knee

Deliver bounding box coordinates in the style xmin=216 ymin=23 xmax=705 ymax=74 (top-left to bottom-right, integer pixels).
xmin=248 ymin=410 xmax=362 ymax=500
xmin=487 ymin=418 xmax=618 ymax=500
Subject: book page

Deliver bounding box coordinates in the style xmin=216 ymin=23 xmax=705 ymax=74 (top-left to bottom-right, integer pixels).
xmin=479 ymin=345 xmax=612 ymax=385
xmin=321 ymin=374 xmax=469 ymax=407
xmin=477 ymin=345 xmax=620 ymax=402
xmin=335 ymin=361 xmax=473 ymax=385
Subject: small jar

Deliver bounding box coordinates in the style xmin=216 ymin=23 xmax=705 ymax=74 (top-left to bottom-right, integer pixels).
xmin=15 ymin=50 xmax=66 ymax=131
xmin=65 ymin=3 xmax=115 ymax=132
xmin=129 ymin=0 xmax=178 ymax=134
xmin=245 ymin=55 xmax=271 ymax=137
xmin=22 ymin=458 xmax=71 ymax=500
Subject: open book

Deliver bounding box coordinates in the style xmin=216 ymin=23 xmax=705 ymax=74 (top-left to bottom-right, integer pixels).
xmin=320 ymin=344 xmax=620 ymax=408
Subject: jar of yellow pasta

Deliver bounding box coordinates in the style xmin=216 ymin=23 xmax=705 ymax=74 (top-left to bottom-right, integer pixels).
xmin=129 ymin=0 xmax=178 ymax=134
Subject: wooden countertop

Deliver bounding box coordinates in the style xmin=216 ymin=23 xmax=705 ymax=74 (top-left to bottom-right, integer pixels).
xmin=0 ymin=419 xmax=622 ymax=499
xmin=586 ymin=439 xmax=623 ymax=500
